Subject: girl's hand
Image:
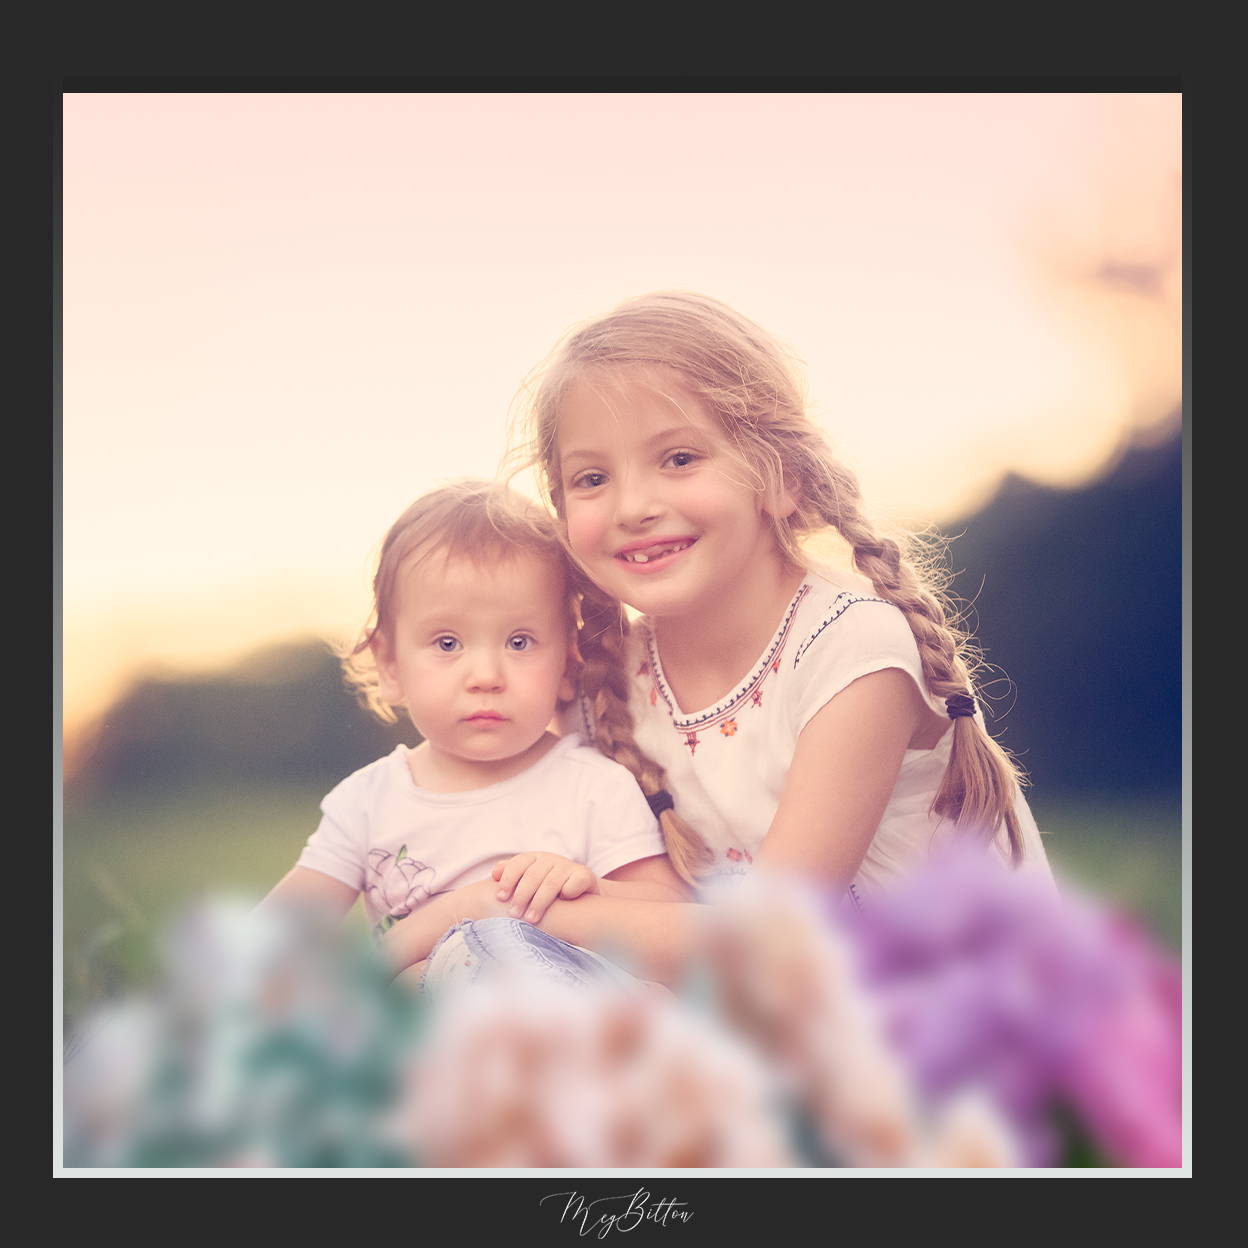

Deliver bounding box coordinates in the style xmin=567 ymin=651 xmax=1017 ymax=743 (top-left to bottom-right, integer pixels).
xmin=492 ymin=853 xmax=600 ymax=923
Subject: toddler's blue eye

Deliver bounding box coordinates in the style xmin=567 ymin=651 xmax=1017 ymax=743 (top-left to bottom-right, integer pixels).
xmin=507 ymin=635 xmax=532 ymax=651
xmin=436 ymin=637 xmax=459 ymax=652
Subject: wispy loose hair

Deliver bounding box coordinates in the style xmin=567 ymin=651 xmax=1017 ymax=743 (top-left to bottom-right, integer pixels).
xmin=508 ymin=291 xmax=1027 ymax=865
xmin=342 ymin=480 xmax=574 ymax=724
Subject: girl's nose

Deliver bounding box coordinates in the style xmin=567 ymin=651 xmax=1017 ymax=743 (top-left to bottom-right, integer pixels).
xmin=614 ymin=468 xmax=663 ymax=528
xmin=465 ymin=649 xmax=505 ymax=691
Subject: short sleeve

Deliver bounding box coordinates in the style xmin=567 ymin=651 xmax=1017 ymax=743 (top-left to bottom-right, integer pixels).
xmin=296 ymin=809 xmax=368 ymax=892
xmin=790 ymin=592 xmax=931 ymax=735
xmin=294 ymin=767 xmax=379 ymax=892
xmin=576 ymin=755 xmax=666 ymax=880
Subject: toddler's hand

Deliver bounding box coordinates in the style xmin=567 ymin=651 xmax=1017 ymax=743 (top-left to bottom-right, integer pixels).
xmin=491 ymin=852 xmax=600 ymax=923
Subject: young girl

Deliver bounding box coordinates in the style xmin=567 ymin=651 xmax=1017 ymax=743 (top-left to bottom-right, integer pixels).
xmin=260 ymin=480 xmax=691 ymax=984
xmin=489 ymin=290 xmax=1054 ymax=948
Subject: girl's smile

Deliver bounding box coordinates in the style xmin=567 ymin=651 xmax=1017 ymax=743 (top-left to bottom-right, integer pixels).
xmin=614 ymin=535 xmax=698 ymax=570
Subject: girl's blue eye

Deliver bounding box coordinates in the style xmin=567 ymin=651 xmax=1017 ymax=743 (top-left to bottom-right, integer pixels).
xmin=436 ymin=637 xmax=459 ymax=652
xmin=666 ymin=451 xmax=697 ymax=468
xmin=572 ymin=471 xmax=607 ymax=489
xmin=507 ymin=635 xmax=532 ymax=651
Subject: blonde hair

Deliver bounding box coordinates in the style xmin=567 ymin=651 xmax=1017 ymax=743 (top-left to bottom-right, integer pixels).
xmin=342 ymin=480 xmax=568 ymax=723
xmin=343 ymin=479 xmax=713 ymax=885
xmin=571 ymin=578 xmax=715 ymax=885
xmin=509 ymin=291 xmax=1026 ymax=866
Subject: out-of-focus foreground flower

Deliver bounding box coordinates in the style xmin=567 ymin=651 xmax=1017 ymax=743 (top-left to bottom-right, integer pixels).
xmin=62 ymin=856 xmax=1183 ymax=1169
xmin=63 ymin=902 xmax=419 ymax=1167
xmin=850 ymin=853 xmax=1183 ymax=1167
xmin=399 ymin=979 xmax=794 ymax=1167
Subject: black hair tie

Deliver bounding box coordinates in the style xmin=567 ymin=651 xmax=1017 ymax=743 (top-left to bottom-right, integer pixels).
xmin=945 ymin=692 xmax=978 ymax=720
xmin=647 ymin=789 xmax=675 ymax=817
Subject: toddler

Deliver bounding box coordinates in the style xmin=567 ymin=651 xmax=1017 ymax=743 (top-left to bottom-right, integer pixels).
xmin=261 ymin=481 xmax=689 ymax=984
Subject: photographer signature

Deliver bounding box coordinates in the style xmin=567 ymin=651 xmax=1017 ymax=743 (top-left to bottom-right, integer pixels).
xmin=541 ymin=1189 xmax=693 ymax=1237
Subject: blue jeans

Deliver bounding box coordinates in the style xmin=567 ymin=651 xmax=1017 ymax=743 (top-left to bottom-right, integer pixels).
xmin=421 ymin=918 xmax=645 ymax=1001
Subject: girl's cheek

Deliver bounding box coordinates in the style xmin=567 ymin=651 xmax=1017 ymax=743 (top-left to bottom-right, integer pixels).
xmin=565 ymin=506 xmax=605 ymax=559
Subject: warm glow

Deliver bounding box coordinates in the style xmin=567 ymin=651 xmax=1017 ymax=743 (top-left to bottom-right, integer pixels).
xmin=61 ymin=92 xmax=1181 ymax=738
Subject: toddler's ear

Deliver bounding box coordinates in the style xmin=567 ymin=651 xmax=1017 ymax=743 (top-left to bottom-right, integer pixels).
xmin=371 ymin=634 xmax=404 ymax=705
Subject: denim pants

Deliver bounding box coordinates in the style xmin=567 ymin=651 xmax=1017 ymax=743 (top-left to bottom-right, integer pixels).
xmin=421 ymin=918 xmax=649 ymax=1002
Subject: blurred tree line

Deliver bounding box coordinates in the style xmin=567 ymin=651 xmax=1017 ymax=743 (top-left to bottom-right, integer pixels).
xmin=67 ymin=643 xmax=420 ymax=798
xmin=944 ymin=424 xmax=1181 ymax=801
xmin=65 ymin=424 xmax=1181 ymax=806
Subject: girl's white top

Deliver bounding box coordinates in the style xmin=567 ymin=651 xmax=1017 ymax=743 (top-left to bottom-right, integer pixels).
xmin=567 ymin=571 xmax=1054 ymax=907
xmin=298 ymin=733 xmax=664 ymax=930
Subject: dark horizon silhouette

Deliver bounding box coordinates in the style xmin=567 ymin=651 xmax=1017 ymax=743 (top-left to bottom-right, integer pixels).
xmin=66 ymin=421 xmax=1183 ymax=811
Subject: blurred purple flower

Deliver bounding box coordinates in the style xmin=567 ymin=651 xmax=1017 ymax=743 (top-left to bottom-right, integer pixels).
xmin=1056 ymin=911 xmax=1182 ymax=1167
xmin=849 ymin=851 xmax=1182 ymax=1167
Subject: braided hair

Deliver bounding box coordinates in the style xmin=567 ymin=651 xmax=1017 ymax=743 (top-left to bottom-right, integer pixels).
xmin=571 ymin=572 xmax=715 ymax=885
xmin=509 ymin=291 xmax=1025 ymax=865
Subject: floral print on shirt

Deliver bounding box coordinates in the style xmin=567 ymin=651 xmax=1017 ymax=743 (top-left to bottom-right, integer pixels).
xmin=365 ymin=845 xmax=436 ymax=933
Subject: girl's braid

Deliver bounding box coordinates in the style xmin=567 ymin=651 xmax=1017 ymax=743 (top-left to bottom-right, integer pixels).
xmin=830 ymin=490 xmax=1025 ymax=864
xmin=511 ymin=291 xmax=1027 ymax=867
xmin=574 ymin=578 xmax=715 ymax=886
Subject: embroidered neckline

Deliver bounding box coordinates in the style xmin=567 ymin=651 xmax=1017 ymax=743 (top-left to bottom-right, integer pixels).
xmin=791 ymin=587 xmax=890 ymax=668
xmin=643 ymin=582 xmax=814 ymax=730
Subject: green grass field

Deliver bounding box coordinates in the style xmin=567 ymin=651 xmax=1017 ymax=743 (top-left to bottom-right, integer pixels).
xmin=61 ymin=781 xmax=347 ymax=1024
xmin=1029 ymin=795 xmax=1182 ymax=951
xmin=60 ymin=783 xmax=1182 ymax=1027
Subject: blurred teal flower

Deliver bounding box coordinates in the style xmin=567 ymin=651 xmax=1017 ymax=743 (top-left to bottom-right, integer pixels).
xmin=64 ymin=900 xmax=423 ymax=1167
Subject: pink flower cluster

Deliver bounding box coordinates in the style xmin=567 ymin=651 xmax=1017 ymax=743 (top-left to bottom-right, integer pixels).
xmin=398 ymin=980 xmax=794 ymax=1168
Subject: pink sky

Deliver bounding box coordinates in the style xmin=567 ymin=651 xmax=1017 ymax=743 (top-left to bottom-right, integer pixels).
xmin=61 ymin=92 xmax=1181 ymax=735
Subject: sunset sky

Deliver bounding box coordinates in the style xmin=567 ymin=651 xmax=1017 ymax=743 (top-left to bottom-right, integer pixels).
xmin=61 ymin=92 xmax=1181 ymax=739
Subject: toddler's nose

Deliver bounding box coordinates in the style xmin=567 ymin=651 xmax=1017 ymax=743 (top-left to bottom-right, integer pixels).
xmin=465 ymin=649 xmax=505 ymax=691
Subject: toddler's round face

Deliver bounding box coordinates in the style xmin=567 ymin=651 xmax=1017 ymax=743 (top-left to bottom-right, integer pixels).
xmin=375 ymin=550 xmax=575 ymax=776
xmin=556 ymin=367 xmax=776 ymax=623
